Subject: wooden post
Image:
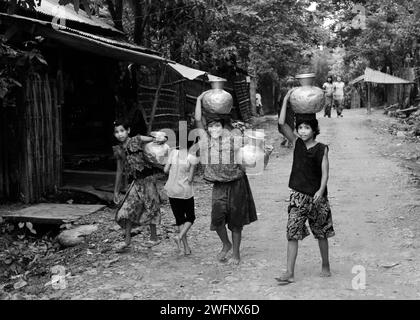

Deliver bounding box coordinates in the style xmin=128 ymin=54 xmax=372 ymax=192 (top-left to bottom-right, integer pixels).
xmin=367 ymin=82 xmax=371 ymax=114
xmin=147 ymin=64 xmax=167 ymax=134
xmin=249 ymin=75 xmax=257 ymax=116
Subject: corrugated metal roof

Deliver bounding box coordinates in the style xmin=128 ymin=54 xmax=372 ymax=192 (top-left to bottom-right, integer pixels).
xmin=0 ymin=12 xmax=170 ymax=65
xmin=349 ymin=74 xmax=364 ymax=85
xmin=167 ymin=63 xmax=226 ymax=81
xmin=168 ymin=62 xmax=207 ymax=80
xmin=34 ymin=0 xmax=120 ymax=33
xmin=350 ymin=67 xmax=413 ymax=85
xmin=364 ymin=67 xmax=412 ymax=84
xmin=58 ymin=26 xmax=160 ymax=55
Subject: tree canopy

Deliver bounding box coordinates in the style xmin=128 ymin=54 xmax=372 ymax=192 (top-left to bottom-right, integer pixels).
xmin=7 ymin=0 xmax=419 ymax=86
xmin=317 ymin=0 xmax=420 ymax=80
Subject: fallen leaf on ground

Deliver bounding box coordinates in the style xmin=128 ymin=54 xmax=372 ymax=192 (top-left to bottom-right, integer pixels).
xmin=380 ymin=262 xmax=400 ymax=269
xmin=103 ymin=257 xmax=120 ymax=268
xmin=13 ymin=280 xmax=27 ymax=290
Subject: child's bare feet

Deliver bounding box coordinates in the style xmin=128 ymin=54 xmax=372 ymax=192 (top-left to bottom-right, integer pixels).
xmin=217 ymin=243 xmax=232 ymax=262
xmin=184 ymin=246 xmax=192 ymax=255
xmin=115 ymin=242 xmax=130 ymax=253
xmin=275 ymin=272 xmax=294 ymax=285
xmin=228 ymin=257 xmax=240 ymax=265
xmin=172 ymin=236 xmax=181 ymax=252
xmin=320 ymin=265 xmax=331 ymax=277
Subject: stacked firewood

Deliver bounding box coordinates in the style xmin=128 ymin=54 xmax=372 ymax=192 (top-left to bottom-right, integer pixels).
xmin=384 ymin=100 xmax=420 ymax=139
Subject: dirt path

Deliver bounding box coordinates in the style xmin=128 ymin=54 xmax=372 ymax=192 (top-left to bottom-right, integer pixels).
xmin=38 ymin=109 xmax=420 ymax=300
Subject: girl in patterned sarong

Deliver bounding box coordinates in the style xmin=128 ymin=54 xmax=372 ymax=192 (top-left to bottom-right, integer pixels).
xmin=277 ymin=89 xmax=335 ymax=284
xmin=113 ymin=119 xmax=163 ymax=253
xmin=192 ymin=91 xmax=258 ymax=265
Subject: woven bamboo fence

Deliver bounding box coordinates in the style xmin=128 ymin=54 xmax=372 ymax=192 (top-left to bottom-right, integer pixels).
xmin=1 ymin=72 xmax=63 ymax=203
xmin=136 ymin=65 xmax=186 ymax=133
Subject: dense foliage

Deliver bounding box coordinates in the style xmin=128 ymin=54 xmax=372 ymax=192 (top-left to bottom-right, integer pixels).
xmin=317 ymin=0 xmax=420 ymax=80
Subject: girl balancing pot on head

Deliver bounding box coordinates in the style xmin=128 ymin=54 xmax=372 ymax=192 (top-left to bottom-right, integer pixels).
xmin=112 ymin=119 xmax=167 ymax=253
xmin=192 ymin=85 xmax=258 ymax=266
xmin=276 ymin=81 xmax=335 ymax=285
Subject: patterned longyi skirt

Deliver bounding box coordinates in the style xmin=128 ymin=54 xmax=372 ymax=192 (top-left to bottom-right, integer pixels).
xmin=115 ymin=175 xmax=161 ymax=228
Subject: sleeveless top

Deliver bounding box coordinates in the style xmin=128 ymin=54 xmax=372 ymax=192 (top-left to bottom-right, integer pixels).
xmin=289 ymin=138 xmax=328 ymax=197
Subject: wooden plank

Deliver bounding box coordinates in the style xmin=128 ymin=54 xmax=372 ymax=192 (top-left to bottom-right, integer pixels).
xmin=396 ymin=106 xmax=418 ymax=113
xmin=137 ymin=98 xmax=177 ymax=105
xmin=0 ymin=203 xmax=106 ymax=224
xmin=59 ymin=185 xmax=113 ymax=204
xmin=138 ymin=85 xmax=176 ymax=94
xmin=148 ymin=113 xmax=180 ymax=119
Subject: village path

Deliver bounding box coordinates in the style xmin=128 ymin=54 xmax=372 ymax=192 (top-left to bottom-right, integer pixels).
xmin=41 ymin=109 xmax=420 ymax=300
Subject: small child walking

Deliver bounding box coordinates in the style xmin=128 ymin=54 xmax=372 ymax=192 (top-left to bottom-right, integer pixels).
xmin=164 ymin=143 xmax=199 ymax=255
xmin=276 ymin=89 xmax=335 ymax=284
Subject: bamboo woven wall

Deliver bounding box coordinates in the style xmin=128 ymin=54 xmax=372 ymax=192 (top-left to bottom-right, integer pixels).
xmin=137 ymin=66 xmax=185 ymax=132
xmin=1 ymin=72 xmax=63 ymax=203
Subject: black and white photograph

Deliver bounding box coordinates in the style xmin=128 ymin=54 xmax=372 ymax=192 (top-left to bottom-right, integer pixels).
xmin=0 ymin=0 xmax=420 ymax=305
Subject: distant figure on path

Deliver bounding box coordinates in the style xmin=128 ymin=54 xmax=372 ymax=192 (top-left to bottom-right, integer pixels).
xmin=256 ymin=92 xmax=264 ymax=116
xmin=322 ymin=76 xmax=334 ymax=118
xmin=333 ymin=76 xmax=345 ymax=117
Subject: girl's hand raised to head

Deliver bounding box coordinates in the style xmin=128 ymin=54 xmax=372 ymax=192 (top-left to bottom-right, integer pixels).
xmin=198 ymin=90 xmax=211 ymax=101
xmin=285 ymin=88 xmax=295 ymax=101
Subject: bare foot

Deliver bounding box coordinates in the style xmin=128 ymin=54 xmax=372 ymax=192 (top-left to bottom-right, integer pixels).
xmin=217 ymin=243 xmax=232 ymax=262
xmin=275 ymin=272 xmax=294 ymax=285
xmin=115 ymin=242 xmax=130 ymax=253
xmin=184 ymin=246 xmax=192 ymax=256
xmin=320 ymin=266 xmax=331 ymax=277
xmin=228 ymin=257 xmax=240 ymax=266
xmin=172 ymin=236 xmax=181 ymax=252
xmin=142 ymin=239 xmax=160 ymax=247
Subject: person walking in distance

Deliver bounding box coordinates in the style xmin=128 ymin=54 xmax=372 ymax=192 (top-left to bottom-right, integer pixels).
xmin=256 ymin=92 xmax=264 ymax=116
xmin=322 ymin=76 xmax=334 ymax=118
xmin=333 ymin=76 xmax=345 ymax=117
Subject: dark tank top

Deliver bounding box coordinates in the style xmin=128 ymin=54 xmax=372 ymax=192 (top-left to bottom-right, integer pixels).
xmin=289 ymin=138 xmax=328 ymax=197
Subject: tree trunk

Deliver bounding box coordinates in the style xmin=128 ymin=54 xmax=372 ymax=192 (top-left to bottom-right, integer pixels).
xmin=106 ymin=0 xmax=123 ymax=31
xmin=129 ymin=0 xmax=150 ymax=46
xmin=249 ymin=76 xmax=257 ymax=116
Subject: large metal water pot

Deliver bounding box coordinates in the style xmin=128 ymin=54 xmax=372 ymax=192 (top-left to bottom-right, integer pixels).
xmin=202 ymin=77 xmax=233 ymax=114
xmin=289 ymin=73 xmax=325 ymax=114
xmin=144 ymin=131 xmax=170 ymax=165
